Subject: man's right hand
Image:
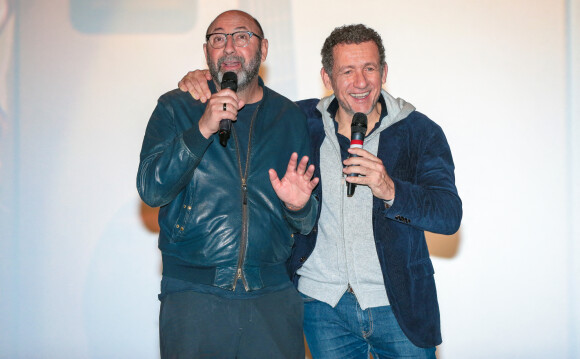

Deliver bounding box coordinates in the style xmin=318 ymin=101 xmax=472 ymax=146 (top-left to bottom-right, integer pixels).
xmin=198 ymin=88 xmax=245 ymax=139
xmin=180 ymin=70 xmax=245 ymax=138
xmin=178 ymin=70 xmax=213 ymax=103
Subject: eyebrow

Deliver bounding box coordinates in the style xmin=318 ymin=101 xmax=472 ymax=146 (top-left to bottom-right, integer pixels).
xmin=208 ymin=26 xmax=250 ymax=34
xmin=339 ymin=62 xmax=379 ymax=70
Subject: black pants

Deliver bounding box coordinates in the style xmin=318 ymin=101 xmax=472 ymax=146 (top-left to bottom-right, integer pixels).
xmin=159 ymin=285 xmax=304 ymax=359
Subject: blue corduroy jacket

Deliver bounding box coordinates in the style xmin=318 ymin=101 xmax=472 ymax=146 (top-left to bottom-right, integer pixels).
xmin=288 ymin=98 xmax=462 ymax=348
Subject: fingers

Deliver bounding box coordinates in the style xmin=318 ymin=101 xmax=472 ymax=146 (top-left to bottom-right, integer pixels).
xmin=296 ymin=157 xmax=318 ymax=190
xmin=309 ymin=175 xmax=320 ymax=189
xmin=285 ymin=152 xmax=299 ymax=175
xmin=342 ymin=151 xmax=388 ymax=186
xmin=268 ymin=168 xmax=281 ymax=188
xmin=296 ymin=155 xmax=310 ymax=176
xmin=343 ymin=157 xmax=382 ymax=175
xmin=342 ymin=162 xmax=372 ymax=176
xmin=269 ymin=155 xmax=319 ymax=208
xmin=286 ymin=154 xmax=315 ymax=180
xmin=304 ymin=164 xmax=315 ymax=181
xmin=342 ymin=152 xmax=394 ymax=200
xmin=209 ymin=94 xmax=239 ymax=120
xmin=212 ymin=89 xmax=240 ymax=114
xmin=199 ymin=70 xmax=212 ymax=101
xmin=346 ymin=148 xmax=382 ymax=163
xmin=178 ymin=79 xmax=188 ymax=92
xmin=178 ymin=71 xmax=198 ymax=92
xmin=191 ymin=82 xmax=212 ymax=103
xmin=198 ymin=90 xmax=240 ymax=138
xmin=179 ymin=70 xmax=213 ymax=103
xmin=344 ymin=169 xmax=394 ymax=200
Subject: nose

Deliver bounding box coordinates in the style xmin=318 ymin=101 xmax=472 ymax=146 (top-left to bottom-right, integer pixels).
xmin=353 ymin=69 xmax=368 ymax=88
xmin=223 ymin=34 xmax=236 ymax=54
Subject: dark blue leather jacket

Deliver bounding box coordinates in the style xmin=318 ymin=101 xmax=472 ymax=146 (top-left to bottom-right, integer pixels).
xmin=289 ymin=98 xmax=462 ymax=348
xmin=137 ymin=79 xmax=316 ymax=291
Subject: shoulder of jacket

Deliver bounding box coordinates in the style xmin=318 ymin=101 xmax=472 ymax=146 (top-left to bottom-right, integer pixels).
xmin=262 ymin=87 xmax=307 ymax=117
xmin=295 ymin=98 xmax=321 ymax=118
xmin=406 ymin=110 xmax=437 ymax=125
xmin=263 ymin=86 xmax=293 ymax=105
xmin=158 ymin=88 xmax=201 ymax=107
xmin=395 ymin=110 xmax=443 ymax=133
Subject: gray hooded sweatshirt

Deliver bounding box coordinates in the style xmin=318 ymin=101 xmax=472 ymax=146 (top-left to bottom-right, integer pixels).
xmin=297 ymin=89 xmax=415 ymax=310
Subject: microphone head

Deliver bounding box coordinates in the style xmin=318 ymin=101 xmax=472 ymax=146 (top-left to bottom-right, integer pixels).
xmin=351 ymin=112 xmax=367 ymax=134
xmin=221 ymin=72 xmax=238 ymax=92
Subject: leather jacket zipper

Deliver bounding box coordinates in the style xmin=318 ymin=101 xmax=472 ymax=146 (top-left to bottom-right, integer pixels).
xmin=242 ymin=179 xmax=248 ymax=205
xmin=231 ymin=103 xmax=261 ymax=291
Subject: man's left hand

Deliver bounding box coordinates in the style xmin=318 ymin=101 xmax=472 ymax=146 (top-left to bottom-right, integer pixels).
xmin=342 ymin=148 xmax=395 ymax=201
xmin=269 ymin=153 xmax=319 ymax=211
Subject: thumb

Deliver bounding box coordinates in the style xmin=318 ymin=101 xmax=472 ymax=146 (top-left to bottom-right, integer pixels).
xmin=268 ymin=169 xmax=281 ymax=189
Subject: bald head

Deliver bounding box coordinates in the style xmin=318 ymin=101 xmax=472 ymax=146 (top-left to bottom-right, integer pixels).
xmin=203 ymin=9 xmax=268 ymax=99
xmin=206 ymin=10 xmax=264 ymax=38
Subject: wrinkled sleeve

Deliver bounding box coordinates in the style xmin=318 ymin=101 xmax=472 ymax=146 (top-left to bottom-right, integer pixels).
xmin=136 ymin=97 xmax=212 ymax=208
xmin=382 ymin=125 xmax=462 ymax=235
xmin=280 ymin=106 xmax=319 ymax=235
xmin=282 ymin=195 xmax=319 ymax=235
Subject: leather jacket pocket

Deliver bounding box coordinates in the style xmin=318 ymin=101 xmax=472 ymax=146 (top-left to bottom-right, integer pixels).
xmin=171 ymin=204 xmax=189 ymax=240
xmin=170 ymin=188 xmax=194 ymax=241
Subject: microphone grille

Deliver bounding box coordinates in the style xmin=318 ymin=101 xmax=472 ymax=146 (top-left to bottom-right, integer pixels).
xmin=222 ymin=71 xmax=237 ymax=82
xmin=221 ymin=72 xmax=238 ymax=91
xmin=351 ymin=112 xmax=367 ymax=132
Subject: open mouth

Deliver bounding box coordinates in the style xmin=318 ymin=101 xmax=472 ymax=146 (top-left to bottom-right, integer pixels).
xmin=218 ymin=56 xmax=244 ymax=71
xmin=350 ymin=91 xmax=370 ymax=99
xmin=221 ymin=61 xmax=241 ymax=69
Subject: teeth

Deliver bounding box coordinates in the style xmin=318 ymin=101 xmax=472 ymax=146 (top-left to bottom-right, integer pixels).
xmin=351 ymin=92 xmax=369 ymax=99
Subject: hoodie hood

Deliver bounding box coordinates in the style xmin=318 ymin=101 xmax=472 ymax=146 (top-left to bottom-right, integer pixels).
xmin=316 ymin=89 xmax=416 ymax=132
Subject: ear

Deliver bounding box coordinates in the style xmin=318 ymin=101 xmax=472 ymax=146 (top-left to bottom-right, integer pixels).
xmin=321 ymin=67 xmax=333 ymax=91
xmin=260 ymin=39 xmax=269 ymax=62
xmin=382 ymin=63 xmax=388 ymax=84
xmin=203 ymin=43 xmax=208 ymax=62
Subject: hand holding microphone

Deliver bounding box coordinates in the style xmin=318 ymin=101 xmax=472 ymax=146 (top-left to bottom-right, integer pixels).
xmin=346 ymin=112 xmax=367 ymax=197
xmin=343 ymin=112 xmax=395 ymax=201
xmin=218 ymin=72 xmax=238 ymax=146
xmin=197 ymin=71 xmax=241 ymax=142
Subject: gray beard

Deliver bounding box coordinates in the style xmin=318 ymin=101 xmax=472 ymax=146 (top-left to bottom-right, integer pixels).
xmin=208 ymin=49 xmax=262 ymax=92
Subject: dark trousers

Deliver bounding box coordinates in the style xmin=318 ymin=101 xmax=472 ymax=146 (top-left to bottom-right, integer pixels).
xmin=159 ymin=285 xmax=304 ymax=359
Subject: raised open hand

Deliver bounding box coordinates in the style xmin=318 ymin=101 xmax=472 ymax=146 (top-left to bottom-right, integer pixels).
xmin=269 ymin=153 xmax=319 ymax=210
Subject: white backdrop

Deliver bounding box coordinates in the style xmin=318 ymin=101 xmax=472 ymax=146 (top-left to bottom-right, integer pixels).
xmin=1 ymin=0 xmax=579 ymax=358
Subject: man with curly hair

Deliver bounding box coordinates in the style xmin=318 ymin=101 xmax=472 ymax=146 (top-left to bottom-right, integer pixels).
xmin=179 ymin=23 xmax=462 ymax=359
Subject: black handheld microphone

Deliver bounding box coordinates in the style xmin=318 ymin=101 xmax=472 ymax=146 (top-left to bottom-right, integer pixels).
xmin=346 ymin=112 xmax=367 ymax=197
xmin=218 ymin=72 xmax=238 ymax=147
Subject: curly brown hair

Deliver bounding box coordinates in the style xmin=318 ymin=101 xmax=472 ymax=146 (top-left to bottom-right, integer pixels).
xmin=321 ymin=24 xmax=386 ymax=77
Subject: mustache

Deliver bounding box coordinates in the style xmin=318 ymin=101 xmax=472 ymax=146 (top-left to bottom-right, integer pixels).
xmin=217 ymin=55 xmax=245 ymax=69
